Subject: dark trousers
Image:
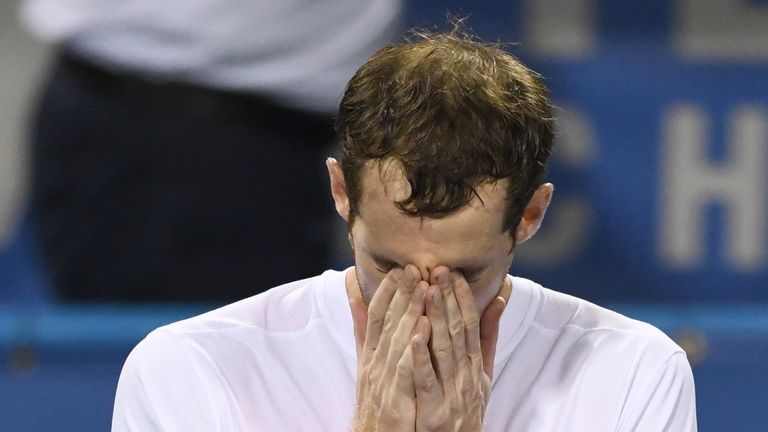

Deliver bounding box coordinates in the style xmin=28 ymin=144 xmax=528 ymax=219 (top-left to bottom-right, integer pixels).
xmin=29 ymin=53 xmax=336 ymax=302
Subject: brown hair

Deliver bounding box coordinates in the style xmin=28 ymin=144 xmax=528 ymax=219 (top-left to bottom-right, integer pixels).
xmin=337 ymin=28 xmax=554 ymax=239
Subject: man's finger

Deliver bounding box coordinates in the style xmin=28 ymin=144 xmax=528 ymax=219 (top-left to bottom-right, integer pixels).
xmin=383 ymin=281 xmax=427 ymax=384
xmin=372 ymin=264 xmax=420 ymax=365
xmin=426 ymin=285 xmax=453 ymax=382
xmin=380 ymin=344 xmax=416 ymax=428
xmin=393 ymin=344 xmax=416 ymax=397
xmin=412 ymin=317 xmax=436 ymax=391
xmin=433 ymin=267 xmax=467 ymax=369
xmin=349 ymin=290 xmax=368 ymax=361
xmin=362 ymin=267 xmax=406 ymax=356
xmin=479 ymin=294 xmax=507 ymax=379
xmin=412 ymin=316 xmax=444 ymax=423
xmin=451 ymin=272 xmax=482 ymax=362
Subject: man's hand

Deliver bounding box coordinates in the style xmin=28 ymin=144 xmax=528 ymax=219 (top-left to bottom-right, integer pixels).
xmin=349 ymin=265 xmax=427 ymax=432
xmin=347 ymin=265 xmax=507 ymax=432
xmin=409 ymin=266 xmax=507 ymax=432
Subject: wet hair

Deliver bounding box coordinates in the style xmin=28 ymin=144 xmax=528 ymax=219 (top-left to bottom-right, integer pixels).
xmin=337 ymin=26 xmax=554 ymax=239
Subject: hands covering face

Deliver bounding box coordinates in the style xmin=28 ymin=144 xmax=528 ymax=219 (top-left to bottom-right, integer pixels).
xmin=349 ymin=265 xmax=508 ymax=432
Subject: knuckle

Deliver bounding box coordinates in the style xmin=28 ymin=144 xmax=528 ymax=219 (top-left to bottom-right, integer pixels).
xmin=449 ymin=318 xmax=465 ymax=336
xmin=380 ymin=406 xmax=403 ymax=424
xmin=368 ymin=311 xmax=385 ymax=327
xmin=464 ymin=314 xmax=481 ymax=330
xmin=455 ymin=356 xmax=470 ymax=379
xmin=396 ymin=359 xmax=410 ymax=378
xmin=390 ymin=340 xmax=406 ymax=355
xmin=416 ymin=374 xmax=437 ymax=393
xmin=457 ymin=356 xmax=470 ymax=371
xmin=467 ymin=352 xmax=483 ymax=365
xmin=382 ymin=316 xmax=396 ymax=333
xmin=432 ymin=406 xmax=451 ymax=425
xmin=434 ymin=343 xmax=453 ymax=359
xmin=460 ymin=376 xmax=473 ymax=395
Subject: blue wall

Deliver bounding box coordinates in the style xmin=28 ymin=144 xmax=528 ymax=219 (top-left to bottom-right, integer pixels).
xmin=407 ymin=0 xmax=768 ymax=302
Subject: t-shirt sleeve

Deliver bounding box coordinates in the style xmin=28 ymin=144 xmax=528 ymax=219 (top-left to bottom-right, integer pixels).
xmin=617 ymin=351 xmax=698 ymax=432
xmin=111 ymin=329 xmax=230 ymax=432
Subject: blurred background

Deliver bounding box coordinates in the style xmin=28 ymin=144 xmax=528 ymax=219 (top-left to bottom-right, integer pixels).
xmin=1 ymin=0 xmax=767 ymax=430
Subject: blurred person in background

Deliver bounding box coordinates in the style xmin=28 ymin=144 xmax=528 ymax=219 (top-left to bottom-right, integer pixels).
xmin=19 ymin=0 xmax=401 ymax=302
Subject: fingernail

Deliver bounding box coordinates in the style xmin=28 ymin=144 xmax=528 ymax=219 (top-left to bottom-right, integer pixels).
xmin=432 ymin=288 xmax=442 ymax=305
xmin=434 ymin=271 xmax=447 ymax=286
xmin=404 ymin=266 xmax=415 ymax=283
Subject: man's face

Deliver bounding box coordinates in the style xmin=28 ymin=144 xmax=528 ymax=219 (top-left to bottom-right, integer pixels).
xmin=348 ymin=161 xmax=515 ymax=312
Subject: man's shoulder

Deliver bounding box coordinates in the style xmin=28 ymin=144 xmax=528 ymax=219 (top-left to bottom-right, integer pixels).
xmin=515 ymin=276 xmax=684 ymax=359
xmin=116 ymin=269 xmax=347 ymax=394
xmin=498 ymin=278 xmax=697 ymax=430
xmin=114 ymin=269 xmax=356 ymax=431
xmin=160 ymin=269 xmax=344 ymax=337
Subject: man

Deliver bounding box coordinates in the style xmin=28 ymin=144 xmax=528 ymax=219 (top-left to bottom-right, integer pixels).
xmin=112 ymin=30 xmax=697 ymax=431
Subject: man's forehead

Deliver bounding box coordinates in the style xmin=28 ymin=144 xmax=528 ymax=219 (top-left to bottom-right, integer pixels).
xmin=354 ymin=159 xmax=512 ymax=263
xmin=361 ymin=159 xmax=412 ymax=204
xmin=357 ymin=159 xmax=509 ymax=215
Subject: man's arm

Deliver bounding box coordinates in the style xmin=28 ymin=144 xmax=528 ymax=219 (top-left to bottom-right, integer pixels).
xmin=617 ymin=352 xmax=698 ymax=432
xmin=112 ymin=329 xmax=229 ymax=432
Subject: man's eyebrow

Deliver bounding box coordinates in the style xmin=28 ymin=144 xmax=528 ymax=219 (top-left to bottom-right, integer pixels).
xmin=370 ymin=252 xmax=488 ymax=275
xmin=458 ymin=264 xmax=485 ymax=273
xmin=370 ymin=253 xmax=398 ymax=267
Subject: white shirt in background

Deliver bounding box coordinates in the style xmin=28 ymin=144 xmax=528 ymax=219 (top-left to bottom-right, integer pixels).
xmin=20 ymin=0 xmax=401 ymax=113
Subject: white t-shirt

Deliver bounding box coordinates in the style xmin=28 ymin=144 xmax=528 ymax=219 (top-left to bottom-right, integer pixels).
xmin=112 ymin=269 xmax=697 ymax=431
xmin=20 ymin=0 xmax=400 ymax=112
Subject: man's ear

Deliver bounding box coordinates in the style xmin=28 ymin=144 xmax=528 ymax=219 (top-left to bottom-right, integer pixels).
xmin=326 ymin=157 xmax=351 ymax=222
xmin=515 ymin=183 xmax=554 ymax=244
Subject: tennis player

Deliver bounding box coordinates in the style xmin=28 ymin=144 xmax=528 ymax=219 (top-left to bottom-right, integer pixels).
xmin=112 ymin=29 xmax=697 ymax=431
